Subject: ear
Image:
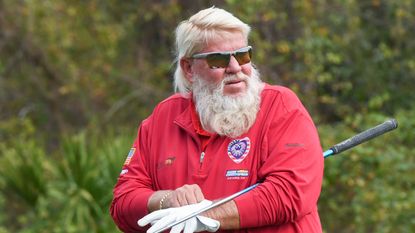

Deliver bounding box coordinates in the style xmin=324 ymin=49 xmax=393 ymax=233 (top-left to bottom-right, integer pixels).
xmin=180 ymin=58 xmax=194 ymax=83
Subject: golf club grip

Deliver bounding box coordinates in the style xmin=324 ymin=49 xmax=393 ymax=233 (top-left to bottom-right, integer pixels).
xmin=330 ymin=119 xmax=398 ymax=155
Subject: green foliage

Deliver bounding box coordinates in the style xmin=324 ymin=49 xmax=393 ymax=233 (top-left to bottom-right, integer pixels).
xmin=2 ymin=0 xmax=414 ymax=128
xmin=1 ymin=0 xmax=414 ymax=232
xmin=319 ymin=111 xmax=415 ymax=233
xmin=0 ymin=131 xmax=131 ymax=232
xmin=0 ymin=140 xmax=48 ymax=207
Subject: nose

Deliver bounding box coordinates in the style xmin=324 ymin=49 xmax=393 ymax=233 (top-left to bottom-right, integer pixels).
xmin=225 ymin=55 xmax=242 ymax=74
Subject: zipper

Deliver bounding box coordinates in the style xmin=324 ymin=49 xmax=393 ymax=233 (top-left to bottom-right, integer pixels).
xmin=199 ymin=151 xmax=205 ymax=164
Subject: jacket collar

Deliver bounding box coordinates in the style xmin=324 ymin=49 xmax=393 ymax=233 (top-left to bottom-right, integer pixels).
xmin=174 ymin=94 xmax=213 ymax=137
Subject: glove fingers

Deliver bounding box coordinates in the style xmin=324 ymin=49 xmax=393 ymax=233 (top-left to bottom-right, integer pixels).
xmin=184 ymin=217 xmax=197 ymax=233
xmin=170 ymin=222 xmax=185 ymax=233
xmin=196 ymin=216 xmax=220 ymax=232
xmin=147 ymin=213 xmax=178 ymax=233
xmin=139 ymin=200 xmax=215 ymax=233
xmin=138 ymin=209 xmax=171 ymax=226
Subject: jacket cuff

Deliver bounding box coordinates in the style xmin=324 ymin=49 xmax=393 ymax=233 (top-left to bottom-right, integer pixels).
xmin=234 ymin=191 xmax=260 ymax=228
xmin=132 ymin=189 xmax=155 ymax=217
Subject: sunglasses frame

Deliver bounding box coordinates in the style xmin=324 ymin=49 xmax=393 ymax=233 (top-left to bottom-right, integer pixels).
xmin=191 ymin=46 xmax=252 ymax=68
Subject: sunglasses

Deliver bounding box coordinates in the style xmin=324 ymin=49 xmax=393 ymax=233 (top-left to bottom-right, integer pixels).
xmin=191 ymin=46 xmax=252 ymax=69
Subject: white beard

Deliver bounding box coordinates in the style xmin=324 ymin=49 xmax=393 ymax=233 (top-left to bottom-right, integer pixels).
xmin=192 ymin=69 xmax=263 ymax=138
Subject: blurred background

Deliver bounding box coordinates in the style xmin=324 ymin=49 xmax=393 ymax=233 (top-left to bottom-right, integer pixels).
xmin=0 ymin=0 xmax=414 ymax=232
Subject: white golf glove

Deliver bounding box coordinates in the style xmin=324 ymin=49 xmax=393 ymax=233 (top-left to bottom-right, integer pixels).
xmin=138 ymin=200 xmax=220 ymax=233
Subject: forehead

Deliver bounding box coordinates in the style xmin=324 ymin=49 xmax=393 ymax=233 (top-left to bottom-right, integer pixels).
xmin=200 ymin=32 xmax=248 ymax=53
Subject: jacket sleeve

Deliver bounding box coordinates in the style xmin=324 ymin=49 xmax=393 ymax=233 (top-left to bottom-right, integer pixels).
xmin=110 ymin=119 xmax=155 ymax=233
xmin=234 ymin=92 xmax=324 ymax=228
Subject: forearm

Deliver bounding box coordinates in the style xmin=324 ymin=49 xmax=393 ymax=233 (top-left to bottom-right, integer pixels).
xmin=203 ymin=200 xmax=240 ymax=230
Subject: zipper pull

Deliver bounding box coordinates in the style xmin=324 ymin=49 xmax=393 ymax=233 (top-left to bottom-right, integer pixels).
xmin=199 ymin=152 xmax=205 ymax=164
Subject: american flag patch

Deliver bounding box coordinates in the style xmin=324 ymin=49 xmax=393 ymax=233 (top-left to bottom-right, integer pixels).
xmin=124 ymin=148 xmax=136 ymax=165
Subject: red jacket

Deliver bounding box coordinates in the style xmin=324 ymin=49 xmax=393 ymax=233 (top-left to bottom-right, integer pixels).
xmin=110 ymin=84 xmax=324 ymax=233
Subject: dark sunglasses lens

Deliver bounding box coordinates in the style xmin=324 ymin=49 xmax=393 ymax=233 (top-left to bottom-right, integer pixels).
xmin=206 ymin=54 xmax=230 ymax=68
xmin=234 ymin=50 xmax=251 ymax=65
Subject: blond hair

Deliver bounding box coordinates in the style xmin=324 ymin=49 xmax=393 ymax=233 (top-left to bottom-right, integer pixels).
xmin=173 ymin=7 xmax=251 ymax=94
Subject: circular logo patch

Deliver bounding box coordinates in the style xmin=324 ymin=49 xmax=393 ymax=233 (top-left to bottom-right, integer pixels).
xmin=227 ymin=137 xmax=251 ymax=164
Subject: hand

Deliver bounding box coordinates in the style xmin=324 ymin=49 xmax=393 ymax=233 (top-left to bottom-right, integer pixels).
xmin=163 ymin=184 xmax=205 ymax=208
xmin=138 ymin=200 xmax=220 ymax=233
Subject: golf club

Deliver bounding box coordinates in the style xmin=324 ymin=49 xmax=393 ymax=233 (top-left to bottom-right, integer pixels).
xmin=154 ymin=118 xmax=398 ymax=233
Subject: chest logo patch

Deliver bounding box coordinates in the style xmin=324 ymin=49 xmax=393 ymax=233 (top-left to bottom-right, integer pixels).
xmin=227 ymin=137 xmax=251 ymax=164
xmin=226 ymin=169 xmax=249 ymax=180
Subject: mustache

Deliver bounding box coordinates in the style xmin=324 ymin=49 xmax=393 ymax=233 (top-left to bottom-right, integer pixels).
xmin=222 ymin=73 xmax=249 ymax=83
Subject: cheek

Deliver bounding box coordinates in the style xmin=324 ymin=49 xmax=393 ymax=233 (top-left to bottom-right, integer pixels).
xmin=241 ymin=64 xmax=252 ymax=76
xmin=203 ymin=69 xmax=225 ymax=84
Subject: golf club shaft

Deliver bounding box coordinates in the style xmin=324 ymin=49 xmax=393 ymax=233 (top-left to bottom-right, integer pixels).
xmin=155 ymin=118 xmax=398 ymax=233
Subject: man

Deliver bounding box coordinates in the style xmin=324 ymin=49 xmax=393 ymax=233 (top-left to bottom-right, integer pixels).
xmin=110 ymin=7 xmax=324 ymax=233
